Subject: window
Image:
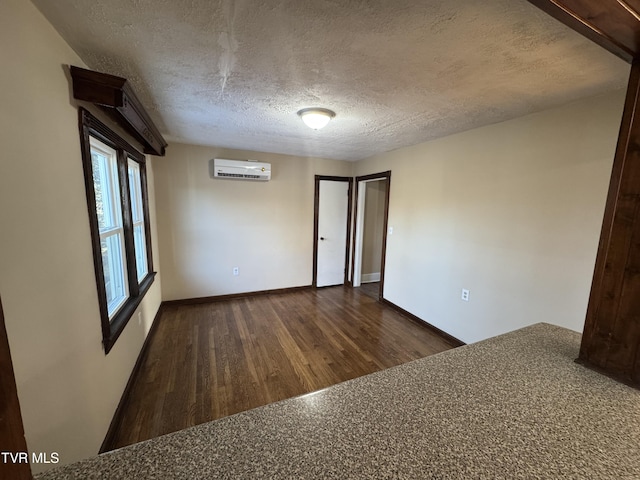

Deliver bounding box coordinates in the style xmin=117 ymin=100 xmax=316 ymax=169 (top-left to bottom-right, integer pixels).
xmin=79 ymin=108 xmax=155 ymax=353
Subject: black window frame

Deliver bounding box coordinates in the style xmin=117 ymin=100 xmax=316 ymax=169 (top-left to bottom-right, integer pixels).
xmin=78 ymin=108 xmax=156 ymax=354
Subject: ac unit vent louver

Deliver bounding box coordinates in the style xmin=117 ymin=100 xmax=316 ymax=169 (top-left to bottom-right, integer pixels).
xmin=212 ymin=159 xmax=271 ymax=181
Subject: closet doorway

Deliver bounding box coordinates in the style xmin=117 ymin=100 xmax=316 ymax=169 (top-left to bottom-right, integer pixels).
xmin=352 ymin=171 xmax=391 ymax=300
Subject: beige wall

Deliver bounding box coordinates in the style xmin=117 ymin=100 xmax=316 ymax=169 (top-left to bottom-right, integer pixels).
xmin=0 ymin=0 xmax=629 ymax=472
xmin=355 ymin=90 xmax=626 ymax=343
xmin=361 ymin=180 xmax=386 ymax=277
xmin=154 ymin=143 xmax=352 ymax=300
xmin=0 ymin=0 xmax=162 ymax=472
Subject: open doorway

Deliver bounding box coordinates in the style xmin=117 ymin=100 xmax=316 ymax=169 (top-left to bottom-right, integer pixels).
xmin=351 ymin=171 xmax=391 ymax=300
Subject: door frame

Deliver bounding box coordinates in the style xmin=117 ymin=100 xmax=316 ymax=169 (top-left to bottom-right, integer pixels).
xmin=350 ymin=171 xmax=391 ymax=301
xmin=312 ymin=175 xmax=354 ymax=288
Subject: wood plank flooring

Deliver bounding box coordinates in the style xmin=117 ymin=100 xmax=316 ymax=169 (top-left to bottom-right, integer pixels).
xmin=357 ymin=281 xmax=380 ymax=299
xmin=106 ymin=286 xmax=458 ymax=450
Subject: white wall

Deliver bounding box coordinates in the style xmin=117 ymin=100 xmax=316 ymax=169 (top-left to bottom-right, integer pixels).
xmin=154 ymin=143 xmax=352 ymax=300
xmin=0 ymin=0 xmax=162 ymax=472
xmin=355 ymin=90 xmax=626 ymax=343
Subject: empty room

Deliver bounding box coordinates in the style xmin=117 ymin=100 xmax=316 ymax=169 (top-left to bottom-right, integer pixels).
xmin=1 ymin=0 xmax=639 ymax=478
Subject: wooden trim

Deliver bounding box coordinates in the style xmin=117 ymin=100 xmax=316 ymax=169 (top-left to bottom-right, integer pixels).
xmin=350 ymin=181 xmax=359 ymax=287
xmin=0 ymin=296 xmax=33 ymax=480
xmin=526 ymin=0 xmax=636 ymax=63
xmin=163 ymin=286 xmax=313 ymax=307
xmin=381 ymin=298 xmax=466 ymax=348
xmin=139 ymin=162 xmax=155 ymax=274
xmin=617 ymin=0 xmax=640 ymax=22
xmin=70 ymin=66 xmax=168 ymax=156
xmin=344 ymin=178 xmax=354 ymax=285
xmin=351 ymin=171 xmax=392 ymax=301
xmin=312 ymin=176 xmax=320 ymax=288
xmin=119 ymin=150 xmax=139 ymax=298
xmin=79 ymin=109 xmax=112 ymax=343
xmin=379 ymin=172 xmax=392 ymax=301
xmin=356 ymin=171 xmax=392 ymax=183
xmin=100 ymin=303 xmax=165 ymax=453
xmin=105 ymin=274 xmax=156 ymax=353
xmin=312 ymin=175 xmax=353 ymax=288
xmin=314 ymin=175 xmax=354 ymax=182
xmin=80 ymin=107 xmax=145 ymax=163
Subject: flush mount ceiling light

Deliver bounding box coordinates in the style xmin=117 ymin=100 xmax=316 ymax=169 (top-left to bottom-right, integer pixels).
xmin=297 ymin=108 xmax=336 ymax=130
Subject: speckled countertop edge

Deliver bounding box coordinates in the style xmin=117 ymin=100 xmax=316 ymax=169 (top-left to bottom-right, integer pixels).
xmin=35 ymin=323 xmax=640 ymax=479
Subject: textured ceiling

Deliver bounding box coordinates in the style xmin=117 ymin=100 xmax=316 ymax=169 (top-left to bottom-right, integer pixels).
xmin=33 ymin=0 xmax=629 ymax=161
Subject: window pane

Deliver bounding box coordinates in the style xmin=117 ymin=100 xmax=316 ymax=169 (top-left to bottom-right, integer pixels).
xmin=90 ymin=137 xmax=121 ymax=232
xmin=134 ymin=224 xmax=148 ymax=280
xmin=128 ymin=159 xmax=148 ymax=280
xmin=101 ymin=233 xmax=129 ymax=317
xmin=91 ymin=152 xmax=107 ymax=230
xmin=91 ymin=136 xmax=129 ymax=318
xmin=128 ymin=161 xmax=141 ymax=223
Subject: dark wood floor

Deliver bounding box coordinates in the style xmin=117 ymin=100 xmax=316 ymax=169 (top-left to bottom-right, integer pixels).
xmin=106 ymin=286 xmax=458 ymax=450
xmin=357 ymin=281 xmax=380 ymax=299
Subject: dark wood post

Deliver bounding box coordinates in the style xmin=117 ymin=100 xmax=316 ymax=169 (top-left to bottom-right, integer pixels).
xmin=578 ymin=60 xmax=640 ymax=386
xmin=0 ymin=296 xmax=33 ymax=479
xmin=526 ymin=0 xmax=640 ymax=387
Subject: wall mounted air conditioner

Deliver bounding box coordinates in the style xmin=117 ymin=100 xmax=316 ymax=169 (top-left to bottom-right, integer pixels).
xmin=213 ymin=158 xmax=271 ymax=181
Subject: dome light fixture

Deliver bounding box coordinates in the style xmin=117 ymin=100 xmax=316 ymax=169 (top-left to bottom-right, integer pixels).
xmin=297 ymin=107 xmax=336 ymax=130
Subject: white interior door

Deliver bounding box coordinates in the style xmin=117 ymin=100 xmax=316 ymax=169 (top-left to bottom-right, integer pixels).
xmin=317 ymin=180 xmax=349 ymax=287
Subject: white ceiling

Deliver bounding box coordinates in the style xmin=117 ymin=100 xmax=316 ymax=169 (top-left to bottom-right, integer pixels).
xmin=33 ymin=0 xmax=629 ymax=161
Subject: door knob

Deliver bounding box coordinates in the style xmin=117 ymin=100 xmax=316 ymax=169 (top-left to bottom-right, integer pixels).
xmin=320 ymin=237 xmax=325 ymax=241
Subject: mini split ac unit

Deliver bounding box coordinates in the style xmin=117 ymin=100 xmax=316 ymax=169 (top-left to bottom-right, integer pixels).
xmin=213 ymin=158 xmax=271 ymax=181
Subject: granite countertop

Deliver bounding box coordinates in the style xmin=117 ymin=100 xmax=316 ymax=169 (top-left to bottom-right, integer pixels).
xmin=36 ymin=323 xmax=640 ymax=479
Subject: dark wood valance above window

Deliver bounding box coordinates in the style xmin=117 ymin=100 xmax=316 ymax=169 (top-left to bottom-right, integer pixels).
xmin=70 ymin=65 xmax=168 ymax=156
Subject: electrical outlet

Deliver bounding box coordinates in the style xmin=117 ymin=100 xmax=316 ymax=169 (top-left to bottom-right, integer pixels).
xmin=461 ymin=289 xmax=470 ymax=301
xmin=233 ymin=267 xmax=239 ymax=276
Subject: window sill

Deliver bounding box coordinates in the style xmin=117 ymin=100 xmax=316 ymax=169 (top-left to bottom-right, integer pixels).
xmin=104 ymin=272 xmax=156 ymax=354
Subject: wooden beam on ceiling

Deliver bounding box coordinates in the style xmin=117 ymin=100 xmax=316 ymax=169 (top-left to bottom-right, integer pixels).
xmin=527 ymin=0 xmax=640 ymax=62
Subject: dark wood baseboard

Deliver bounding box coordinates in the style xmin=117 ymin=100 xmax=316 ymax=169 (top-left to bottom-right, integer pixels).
xmin=162 ymin=285 xmax=312 ymax=307
xmin=380 ymin=298 xmax=465 ymax=347
xmin=100 ymin=303 xmax=165 ymax=453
